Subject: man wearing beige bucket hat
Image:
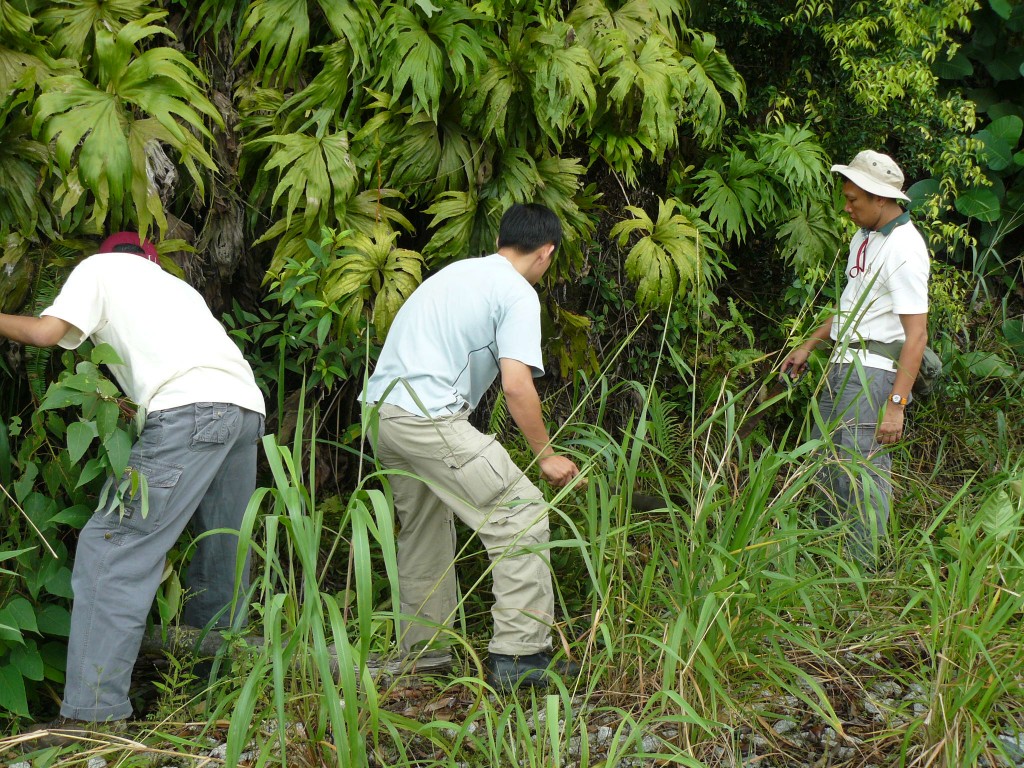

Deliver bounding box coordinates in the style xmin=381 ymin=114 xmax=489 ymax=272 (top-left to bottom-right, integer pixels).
xmin=781 ymin=150 xmax=930 ymax=566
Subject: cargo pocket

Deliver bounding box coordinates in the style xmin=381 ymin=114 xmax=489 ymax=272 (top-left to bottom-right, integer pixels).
xmin=190 ymin=403 xmax=237 ymax=450
xmin=441 ymin=437 xmax=522 ymax=510
xmin=113 ymin=457 xmax=183 ymax=534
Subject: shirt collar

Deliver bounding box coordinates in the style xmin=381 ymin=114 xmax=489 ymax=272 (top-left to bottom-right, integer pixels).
xmin=875 ymin=211 xmax=910 ymax=236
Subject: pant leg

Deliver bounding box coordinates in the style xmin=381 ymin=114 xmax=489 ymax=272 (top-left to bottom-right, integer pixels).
xmin=62 ymin=403 xmax=258 ymax=721
xmin=181 ymin=409 xmax=263 ymax=629
xmin=389 ymin=471 xmax=459 ymax=655
xmin=372 ymin=404 xmax=555 ymax=656
xmin=812 ymin=364 xmax=895 ymax=565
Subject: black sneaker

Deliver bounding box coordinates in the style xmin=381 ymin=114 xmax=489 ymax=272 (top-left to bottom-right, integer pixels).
xmin=486 ymin=651 xmax=581 ymax=692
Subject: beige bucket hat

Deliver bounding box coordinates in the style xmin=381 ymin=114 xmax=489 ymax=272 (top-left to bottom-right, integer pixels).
xmin=831 ymin=150 xmax=910 ymax=201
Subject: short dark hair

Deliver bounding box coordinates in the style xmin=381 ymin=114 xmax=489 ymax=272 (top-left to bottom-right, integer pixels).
xmin=497 ymin=203 xmax=563 ymax=254
xmin=110 ymin=243 xmax=148 ymax=256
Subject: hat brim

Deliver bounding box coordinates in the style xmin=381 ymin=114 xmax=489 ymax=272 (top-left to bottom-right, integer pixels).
xmin=831 ymin=165 xmax=910 ymax=202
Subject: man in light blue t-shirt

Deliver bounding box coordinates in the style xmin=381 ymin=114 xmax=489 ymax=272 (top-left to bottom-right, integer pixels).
xmin=363 ymin=203 xmax=582 ymax=691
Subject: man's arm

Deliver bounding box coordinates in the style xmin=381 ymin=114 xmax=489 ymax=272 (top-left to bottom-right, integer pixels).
xmin=0 ymin=314 xmax=72 ymax=347
xmin=876 ymin=312 xmax=927 ymax=445
xmin=499 ymin=357 xmax=580 ymax=487
xmin=781 ymin=316 xmax=834 ymax=379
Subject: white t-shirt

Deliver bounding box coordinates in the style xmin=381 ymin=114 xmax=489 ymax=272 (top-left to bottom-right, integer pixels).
xmin=830 ymin=213 xmax=930 ymax=371
xmin=363 ymin=254 xmax=544 ymax=417
xmin=42 ymin=252 xmax=265 ymax=415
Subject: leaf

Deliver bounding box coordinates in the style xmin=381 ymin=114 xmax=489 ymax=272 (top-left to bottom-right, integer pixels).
xmin=679 ymin=31 xmax=745 ymax=145
xmin=603 ymin=32 xmax=684 ymax=160
xmin=755 ymin=127 xmax=830 ymax=189
xmin=254 ymin=131 xmax=358 ymax=229
xmin=988 ymin=0 xmax=1013 ymax=18
xmin=776 ymin=201 xmax=843 ymax=276
xmin=610 ymin=199 xmax=706 ymax=311
xmin=38 ymin=0 xmax=150 ymax=60
xmin=1003 ymin=318 xmax=1024 ymax=356
xmin=960 ymin=351 xmax=1015 ymax=378
xmin=12 ymin=640 xmax=45 ymax=681
xmin=528 ymin=22 xmax=598 ymax=143
xmin=979 ymin=488 xmax=1021 ymax=539
xmin=236 ymin=0 xmax=311 ymax=86
xmin=954 ymin=188 xmax=1002 ymax=222
xmin=0 ymin=665 xmax=28 ymax=716
xmin=103 ymin=429 xmax=133 ymax=479
xmin=695 ymin=148 xmax=773 ymax=242
xmin=66 ymin=420 xmax=97 ymax=464
xmin=35 ymin=605 xmax=72 ymax=637
xmin=323 ymin=225 xmax=424 ymax=339
xmin=0 ymin=596 xmax=38 ymax=634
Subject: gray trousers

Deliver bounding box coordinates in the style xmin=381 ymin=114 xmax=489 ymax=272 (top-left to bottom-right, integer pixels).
xmin=62 ymin=403 xmax=263 ymax=721
xmin=370 ymin=404 xmax=555 ymax=657
xmin=812 ymin=364 xmax=896 ymax=565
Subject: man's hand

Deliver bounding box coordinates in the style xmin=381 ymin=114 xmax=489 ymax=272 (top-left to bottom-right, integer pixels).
xmin=538 ymin=454 xmax=580 ymax=487
xmin=876 ymin=403 xmax=905 ymax=444
xmin=780 ymin=347 xmax=811 ymax=380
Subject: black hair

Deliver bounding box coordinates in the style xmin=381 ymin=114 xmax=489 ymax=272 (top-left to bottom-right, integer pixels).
xmin=111 ymin=243 xmax=147 ymax=256
xmin=497 ymin=203 xmax=563 ymax=254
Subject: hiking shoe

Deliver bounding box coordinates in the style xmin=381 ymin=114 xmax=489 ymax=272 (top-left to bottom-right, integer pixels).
xmin=486 ymin=651 xmax=582 ymax=692
xmin=23 ymin=717 xmax=128 ymax=749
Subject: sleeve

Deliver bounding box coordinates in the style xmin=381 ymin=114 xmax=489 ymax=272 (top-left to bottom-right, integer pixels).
xmin=885 ymin=229 xmax=929 ymax=315
xmin=495 ymin=289 xmax=545 ymax=377
xmin=39 ymin=259 xmax=105 ymax=349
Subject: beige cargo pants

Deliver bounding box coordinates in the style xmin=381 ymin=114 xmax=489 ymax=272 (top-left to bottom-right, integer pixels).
xmin=369 ymin=403 xmax=555 ymax=656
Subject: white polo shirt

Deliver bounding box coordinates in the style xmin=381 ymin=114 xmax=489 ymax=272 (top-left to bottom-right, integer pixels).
xmin=363 ymin=254 xmax=544 ymax=417
xmin=42 ymin=253 xmax=265 ymax=415
xmin=830 ymin=213 xmax=930 ymax=370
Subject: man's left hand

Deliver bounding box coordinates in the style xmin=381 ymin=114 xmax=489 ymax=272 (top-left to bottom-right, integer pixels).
xmin=876 ymin=404 xmax=905 ymax=444
xmin=539 ymin=454 xmax=580 ymax=487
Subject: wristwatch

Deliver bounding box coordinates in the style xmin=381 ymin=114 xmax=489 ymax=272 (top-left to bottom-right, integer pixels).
xmin=889 ymin=393 xmax=909 ymax=407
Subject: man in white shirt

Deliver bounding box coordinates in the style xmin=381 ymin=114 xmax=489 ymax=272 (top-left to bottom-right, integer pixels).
xmin=0 ymin=233 xmax=265 ymax=736
xmin=363 ymin=203 xmax=582 ymax=691
xmin=782 ymin=151 xmax=929 ymax=565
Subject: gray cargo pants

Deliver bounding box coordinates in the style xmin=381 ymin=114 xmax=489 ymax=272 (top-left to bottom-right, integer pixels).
xmin=61 ymin=403 xmax=263 ymax=722
xmin=369 ymin=404 xmax=555 ymax=657
xmin=812 ymin=364 xmax=896 ymax=566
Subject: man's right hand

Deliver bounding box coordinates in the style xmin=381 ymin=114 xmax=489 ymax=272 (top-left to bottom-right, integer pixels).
xmin=780 ymin=347 xmax=811 ymax=379
xmin=538 ymin=454 xmax=580 ymax=487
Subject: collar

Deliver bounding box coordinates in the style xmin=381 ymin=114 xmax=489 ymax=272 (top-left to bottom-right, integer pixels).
xmin=874 ymin=210 xmax=910 ymax=236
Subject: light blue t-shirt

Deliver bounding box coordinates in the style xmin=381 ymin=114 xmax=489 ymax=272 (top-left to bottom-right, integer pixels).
xmin=363 ymin=254 xmax=544 ymax=417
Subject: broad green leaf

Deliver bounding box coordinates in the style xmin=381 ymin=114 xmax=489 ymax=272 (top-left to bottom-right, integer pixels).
xmin=323 ymin=225 xmax=424 ymax=339
xmin=1003 ymin=318 xmax=1024 ymax=356
xmin=0 ymin=665 xmax=28 ymax=715
xmin=776 ymin=201 xmax=843 ymax=276
xmin=11 ymin=639 xmax=44 ymax=681
xmin=695 ymin=148 xmax=773 ymax=242
xmin=610 ymin=198 xmax=705 ymax=311
xmin=66 ymin=420 xmax=97 ymax=464
xmin=680 ymin=31 xmax=745 ymax=145
xmin=979 ymin=488 xmax=1020 ymax=539
xmin=954 ymin=188 xmax=1002 ymax=222
xmin=960 ymin=351 xmax=1015 ymax=378
xmin=38 ymin=0 xmax=148 ymax=59
xmin=986 ymin=114 xmax=1023 ymax=149
xmin=756 ymin=127 xmax=830 ymax=189
xmin=237 ymin=0 xmax=311 ymax=86
xmin=103 ymin=429 xmax=133 ymax=479
xmin=989 ymin=0 xmax=1013 ymax=18
xmin=528 ymin=22 xmax=598 ymax=143
xmin=254 ymin=131 xmax=358 ymax=229
xmin=0 ymin=596 xmax=38 ymax=634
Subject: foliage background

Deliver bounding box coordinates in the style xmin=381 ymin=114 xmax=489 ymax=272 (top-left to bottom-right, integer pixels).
xmin=1 ymin=0 xmax=1024 ymax=761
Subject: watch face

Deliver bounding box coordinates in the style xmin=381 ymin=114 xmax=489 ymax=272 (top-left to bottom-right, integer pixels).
xmin=891 ymin=394 xmax=905 ymax=405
